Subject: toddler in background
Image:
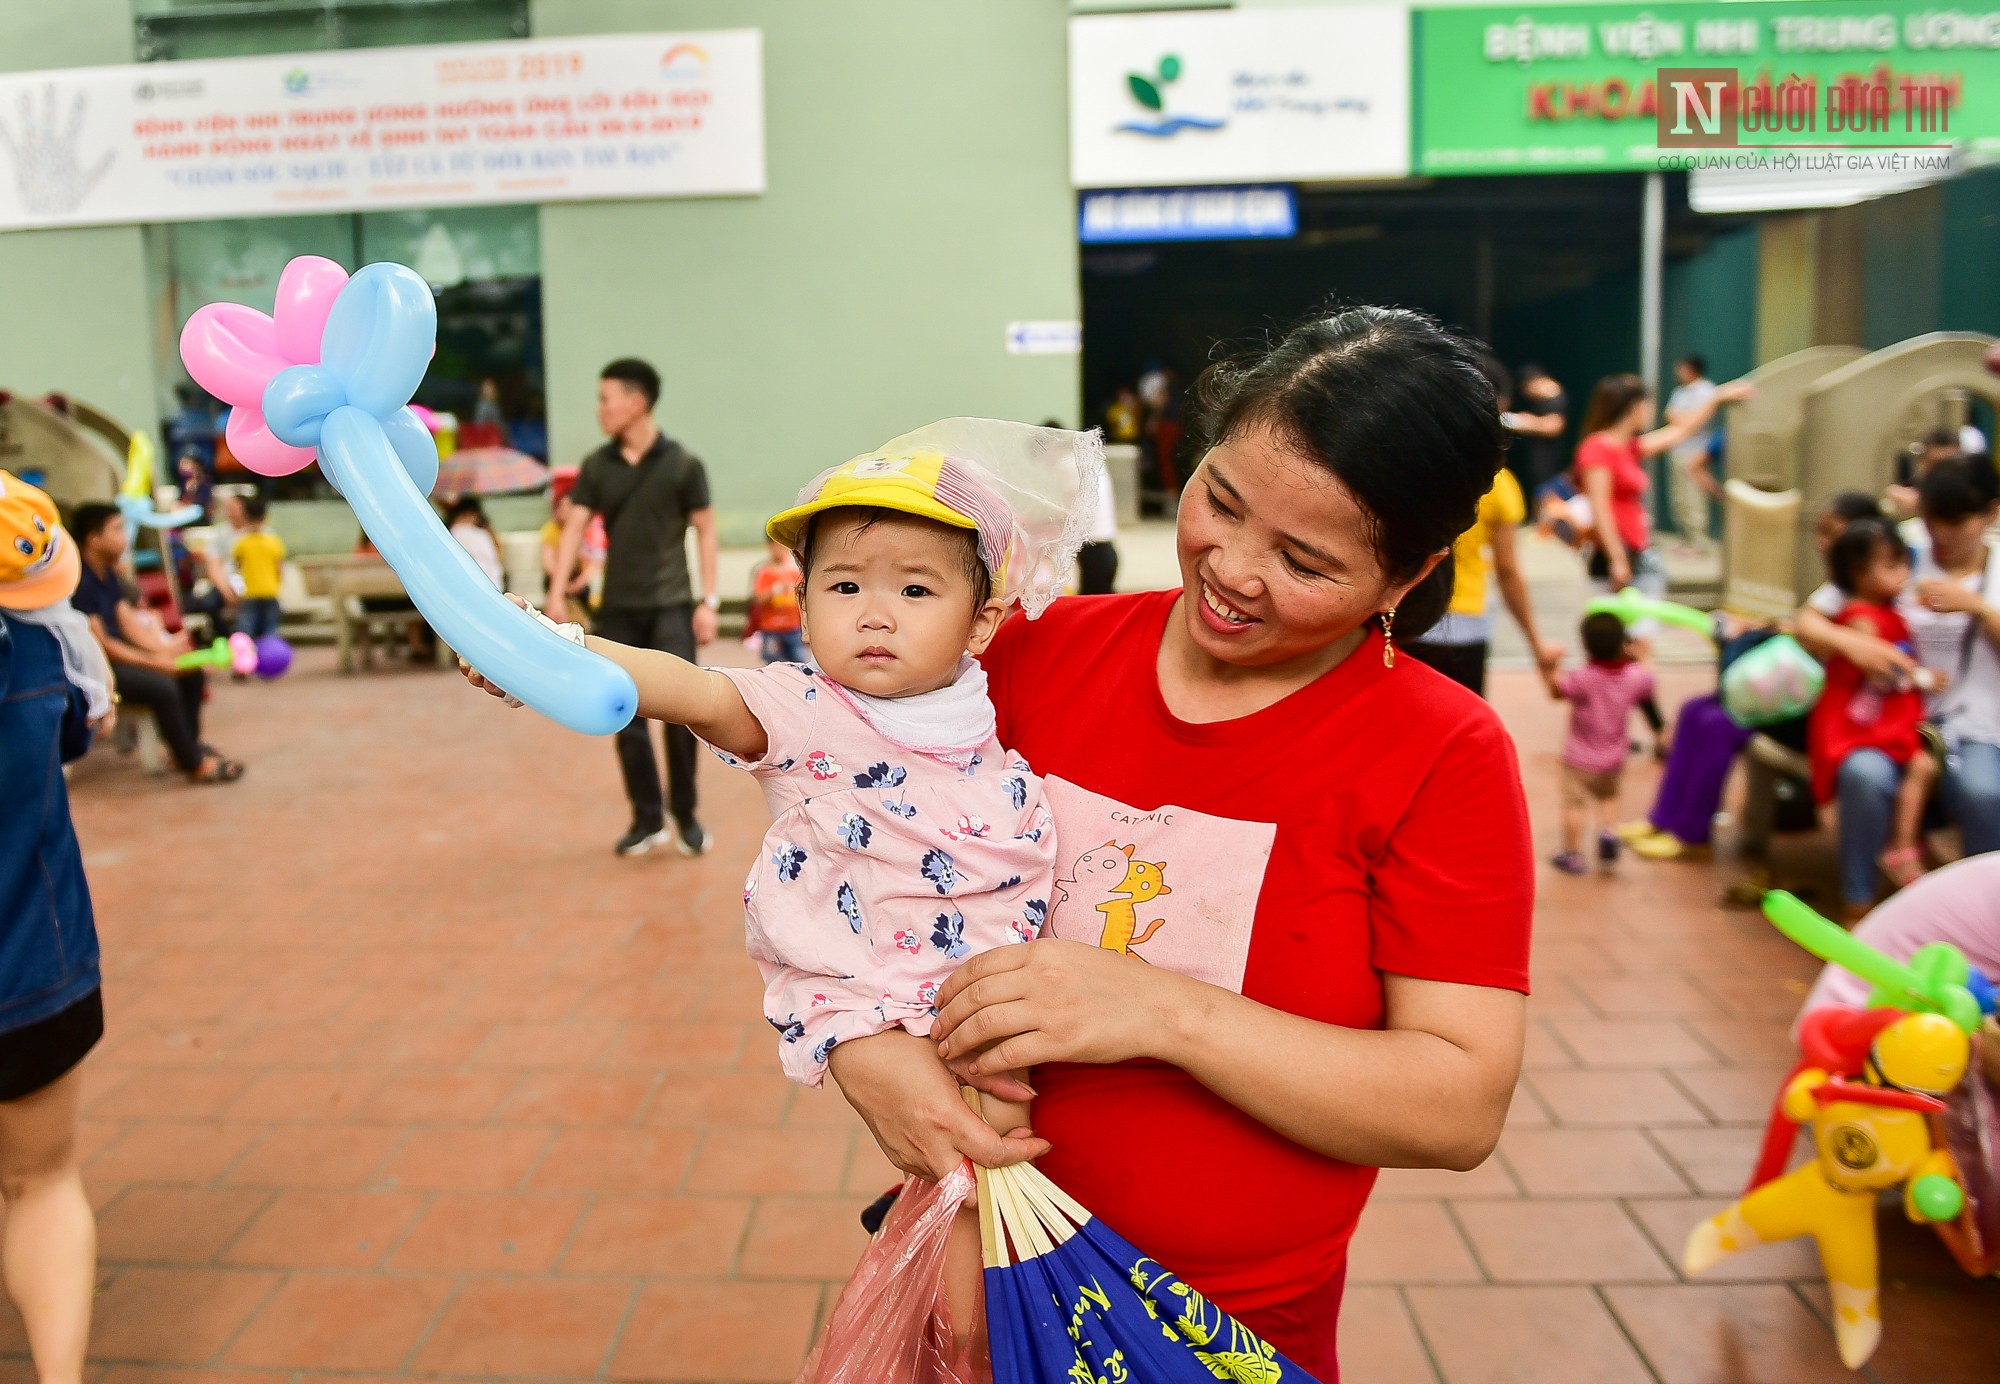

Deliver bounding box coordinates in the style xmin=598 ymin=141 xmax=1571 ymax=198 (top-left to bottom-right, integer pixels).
xmin=230 ymin=494 xmax=286 ymax=640
xmin=744 ymin=537 xmax=805 ymax=664
xmin=1807 ymin=517 xmax=1942 ymax=889
xmin=1547 ymin=610 xmax=1656 ymax=874
xmin=445 ymin=495 xmax=505 ymax=591
xmin=539 ymin=478 xmax=602 ymax=623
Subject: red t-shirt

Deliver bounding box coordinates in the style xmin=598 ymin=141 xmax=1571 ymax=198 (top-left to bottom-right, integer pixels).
xmin=1575 ymin=433 xmax=1651 ymax=554
xmin=981 ymin=590 xmax=1534 ymax=1312
xmin=1807 ymin=599 xmax=1925 ymax=803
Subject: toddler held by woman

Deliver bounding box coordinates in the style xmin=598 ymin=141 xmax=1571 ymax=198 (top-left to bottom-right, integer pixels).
xmin=464 ymin=420 xmax=1098 ymax=1139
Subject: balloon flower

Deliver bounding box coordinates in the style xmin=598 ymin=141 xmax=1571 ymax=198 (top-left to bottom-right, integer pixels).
xmin=174 ymin=631 xmax=290 ymax=678
xmin=178 ymin=257 xmax=636 ymax=737
xmin=253 ymin=633 xmax=292 ymax=679
xmin=1686 ymin=1004 xmax=1969 ymax=1369
xmin=1583 ymin=586 xmax=1714 ymax=636
xmin=1762 ymin=890 xmax=1981 ymax=1033
xmin=175 ymin=637 xmax=233 ymax=671
xmin=1683 ymin=890 xmax=1983 ymax=1367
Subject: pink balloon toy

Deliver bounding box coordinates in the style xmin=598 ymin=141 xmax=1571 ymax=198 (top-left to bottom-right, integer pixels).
xmin=227 ymin=631 xmax=259 ymax=677
xmin=180 ymin=256 xmax=350 ymax=476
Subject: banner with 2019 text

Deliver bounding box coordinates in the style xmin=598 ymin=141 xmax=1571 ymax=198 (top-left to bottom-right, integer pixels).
xmin=0 ymin=31 xmax=765 ymax=232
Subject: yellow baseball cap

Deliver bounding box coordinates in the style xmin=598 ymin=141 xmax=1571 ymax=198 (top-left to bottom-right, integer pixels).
xmin=0 ymin=470 xmax=81 ymax=611
xmin=765 ymin=450 xmax=1010 ymax=581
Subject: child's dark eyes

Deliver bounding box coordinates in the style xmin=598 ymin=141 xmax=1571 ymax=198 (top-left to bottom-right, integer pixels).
xmin=830 ymin=581 xmax=860 ymax=595
xmin=902 ymin=584 xmax=932 ymax=599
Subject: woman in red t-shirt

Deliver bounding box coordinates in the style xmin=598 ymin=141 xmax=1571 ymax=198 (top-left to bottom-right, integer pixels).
xmin=826 ymin=308 xmax=1535 ymax=1380
xmin=1572 ymin=373 xmax=1748 ymax=612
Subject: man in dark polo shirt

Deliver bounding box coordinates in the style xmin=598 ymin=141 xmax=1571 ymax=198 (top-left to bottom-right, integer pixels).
xmin=547 ymin=358 xmax=719 ymax=857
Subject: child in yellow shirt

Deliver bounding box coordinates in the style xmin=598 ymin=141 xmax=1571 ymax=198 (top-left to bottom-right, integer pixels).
xmin=231 ymin=495 xmax=286 ymax=640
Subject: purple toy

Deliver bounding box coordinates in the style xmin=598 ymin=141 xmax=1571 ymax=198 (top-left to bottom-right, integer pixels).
xmin=254 ymin=634 xmax=292 ymax=679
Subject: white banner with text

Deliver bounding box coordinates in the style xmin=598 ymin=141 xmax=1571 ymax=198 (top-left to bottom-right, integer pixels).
xmin=0 ymin=31 xmax=765 ymax=231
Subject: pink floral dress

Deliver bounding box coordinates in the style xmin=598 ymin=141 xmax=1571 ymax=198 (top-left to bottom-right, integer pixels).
xmin=710 ymin=663 xmax=1057 ymax=1086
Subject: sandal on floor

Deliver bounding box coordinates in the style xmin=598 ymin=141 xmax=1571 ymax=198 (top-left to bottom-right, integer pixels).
xmin=190 ymin=756 xmax=245 ymax=785
xmin=1879 ymin=845 xmax=1926 ymax=889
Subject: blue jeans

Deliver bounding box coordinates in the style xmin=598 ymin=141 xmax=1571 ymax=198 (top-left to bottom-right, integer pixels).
xmin=1943 ymin=739 xmax=2000 ymax=857
xmin=1836 ymin=740 xmax=2000 ymax=905
xmin=237 ymin=597 xmax=281 ymax=640
xmin=760 ymin=630 xmax=806 ymax=664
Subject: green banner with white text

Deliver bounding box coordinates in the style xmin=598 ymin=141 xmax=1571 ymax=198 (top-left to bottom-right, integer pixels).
xmin=1416 ymin=2 xmax=2000 ymax=174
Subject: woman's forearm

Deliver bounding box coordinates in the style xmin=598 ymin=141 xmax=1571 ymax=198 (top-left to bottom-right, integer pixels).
xmin=1156 ymin=975 xmax=1520 ymax=1170
xmin=1641 ymin=394 xmax=1719 ymax=458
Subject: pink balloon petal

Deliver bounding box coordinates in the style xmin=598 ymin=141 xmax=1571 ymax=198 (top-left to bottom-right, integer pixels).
xmin=273 ymin=255 xmax=349 ymax=365
xmin=181 ymin=304 xmax=287 ymax=409
xmin=226 ymin=406 xmax=317 ymax=477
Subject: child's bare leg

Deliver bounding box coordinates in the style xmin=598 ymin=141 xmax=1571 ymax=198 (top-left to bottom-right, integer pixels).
xmin=1561 ymin=791 xmax=1586 ymax=855
xmin=1883 ymin=752 xmax=1937 ymax=886
xmin=939 ymin=1087 xmax=1028 ymax=1351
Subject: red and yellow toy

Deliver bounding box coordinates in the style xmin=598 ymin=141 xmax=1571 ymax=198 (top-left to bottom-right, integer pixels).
xmin=1684 ymin=1005 xmax=1970 ymax=1369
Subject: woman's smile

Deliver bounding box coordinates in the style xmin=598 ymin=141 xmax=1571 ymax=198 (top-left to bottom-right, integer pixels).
xmin=1198 ymin=579 xmax=1259 ymax=633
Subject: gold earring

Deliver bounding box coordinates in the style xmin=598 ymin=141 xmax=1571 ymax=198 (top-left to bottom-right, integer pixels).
xmin=1379 ymin=608 xmax=1396 ymax=666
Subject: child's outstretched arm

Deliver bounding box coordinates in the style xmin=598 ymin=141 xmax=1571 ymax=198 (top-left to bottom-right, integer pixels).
xmin=582 ymin=633 xmax=766 ymax=760
xmin=459 ymin=597 xmax=766 ymax=760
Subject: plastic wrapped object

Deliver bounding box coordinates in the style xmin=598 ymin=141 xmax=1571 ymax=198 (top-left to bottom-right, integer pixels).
xmin=794 ymin=1162 xmax=989 ymax=1384
xmin=1722 ymin=634 xmax=1824 ymax=727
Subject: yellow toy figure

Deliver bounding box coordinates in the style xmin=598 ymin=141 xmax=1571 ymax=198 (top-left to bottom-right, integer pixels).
xmin=1684 ymin=1010 xmax=1970 ymax=1369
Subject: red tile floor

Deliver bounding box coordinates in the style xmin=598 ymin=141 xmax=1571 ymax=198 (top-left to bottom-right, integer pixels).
xmin=10 ymin=647 xmax=1999 ymax=1383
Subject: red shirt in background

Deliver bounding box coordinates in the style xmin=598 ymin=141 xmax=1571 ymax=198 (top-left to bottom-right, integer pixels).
xmin=980 ymin=590 xmax=1533 ymax=1313
xmin=746 ymin=558 xmax=803 ymax=635
xmin=1575 ymin=432 xmax=1652 ymax=554
xmin=1808 ymin=599 xmax=1926 ymax=803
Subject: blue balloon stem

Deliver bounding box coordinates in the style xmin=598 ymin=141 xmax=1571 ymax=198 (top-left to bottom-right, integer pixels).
xmin=317 ymin=407 xmax=637 ymax=736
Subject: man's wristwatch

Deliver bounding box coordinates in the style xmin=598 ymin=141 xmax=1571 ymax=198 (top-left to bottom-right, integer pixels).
xmin=701 ymin=593 xmax=721 ymax=611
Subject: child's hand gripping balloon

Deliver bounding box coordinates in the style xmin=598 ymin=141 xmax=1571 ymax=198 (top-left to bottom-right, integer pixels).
xmin=179 ymin=256 xmax=636 ymax=736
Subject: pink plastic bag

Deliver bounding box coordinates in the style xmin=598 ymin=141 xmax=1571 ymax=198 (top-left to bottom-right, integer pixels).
xmin=794 ymin=1162 xmax=990 ymax=1384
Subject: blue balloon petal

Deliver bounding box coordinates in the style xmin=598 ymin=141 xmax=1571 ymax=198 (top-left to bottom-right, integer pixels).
xmin=316 ymin=405 xmax=636 ymax=736
xmin=320 ymin=263 xmax=435 ymax=418
xmin=380 ymin=406 xmax=440 ymax=497
xmin=263 ymin=364 xmax=345 ymax=448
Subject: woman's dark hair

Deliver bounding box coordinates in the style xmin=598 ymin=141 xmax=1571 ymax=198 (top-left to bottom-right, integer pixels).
xmin=1578 ymin=374 xmax=1650 ymax=438
xmin=1191 ymin=305 xmax=1501 ymax=640
xmin=1827 ymin=518 xmax=1909 ymax=595
xmin=1918 ymin=453 xmax=2000 ymax=522
xmin=1822 ymin=490 xmax=1882 ymax=526
xmin=1580 ymin=610 xmax=1629 ymax=663
xmin=444 ymin=495 xmax=493 ymax=531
